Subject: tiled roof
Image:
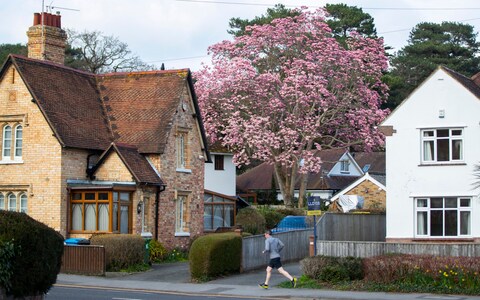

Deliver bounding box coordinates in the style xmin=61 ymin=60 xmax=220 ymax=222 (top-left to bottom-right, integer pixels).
xmin=11 ymin=55 xmax=112 ymax=150
xmin=98 ymin=70 xmax=189 ymax=153
xmin=8 ymin=55 xmax=198 ymax=154
xmin=351 ymin=152 xmax=385 ymax=174
xmin=112 ymin=143 xmax=164 ymax=185
xmin=442 ymin=66 xmax=480 ymax=99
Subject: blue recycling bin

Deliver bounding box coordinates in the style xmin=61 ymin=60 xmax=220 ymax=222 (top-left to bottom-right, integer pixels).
xmin=64 ymin=238 xmax=90 ymax=245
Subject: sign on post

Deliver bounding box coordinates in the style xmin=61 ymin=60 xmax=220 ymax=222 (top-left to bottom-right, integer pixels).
xmin=307 ymin=196 xmax=322 ymax=216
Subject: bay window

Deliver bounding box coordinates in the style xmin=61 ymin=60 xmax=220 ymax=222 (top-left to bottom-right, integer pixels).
xmin=70 ymin=191 xmax=132 ymax=233
xmin=204 ymin=192 xmax=236 ymax=231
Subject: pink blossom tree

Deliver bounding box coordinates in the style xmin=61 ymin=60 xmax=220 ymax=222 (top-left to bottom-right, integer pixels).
xmin=195 ymin=8 xmax=389 ymax=208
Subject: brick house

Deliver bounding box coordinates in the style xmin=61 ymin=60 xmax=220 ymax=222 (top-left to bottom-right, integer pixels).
xmin=0 ymin=12 xmax=210 ymax=249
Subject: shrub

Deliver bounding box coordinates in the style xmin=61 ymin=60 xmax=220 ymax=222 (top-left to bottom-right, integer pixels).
xmin=91 ymin=234 xmax=144 ymax=271
xmin=0 ymin=239 xmax=15 ymax=292
xmin=257 ymin=206 xmax=285 ymax=230
xmin=301 ymin=255 xmax=363 ymax=283
xmin=275 ymin=207 xmax=305 ymax=216
xmin=189 ymin=233 xmax=242 ymax=281
xmin=149 ymin=239 xmax=168 ymax=263
xmin=364 ymin=254 xmax=480 ymax=292
xmin=0 ymin=211 xmax=64 ymax=298
xmin=235 ymin=207 xmax=266 ymax=235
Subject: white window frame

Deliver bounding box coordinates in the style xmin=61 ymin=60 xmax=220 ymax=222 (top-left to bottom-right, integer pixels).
xmin=0 ymin=193 xmax=4 ymax=210
xmin=340 ymin=160 xmax=350 ymax=173
xmin=421 ymin=128 xmax=464 ymax=164
xmin=20 ymin=193 xmax=27 ymax=213
xmin=8 ymin=193 xmax=16 ymax=211
xmin=176 ymin=131 xmax=191 ymax=173
xmin=414 ymin=197 xmax=471 ymax=238
xmin=14 ymin=125 xmax=22 ymax=160
xmin=175 ymin=194 xmax=190 ymax=236
xmin=2 ymin=125 xmax=12 ymax=160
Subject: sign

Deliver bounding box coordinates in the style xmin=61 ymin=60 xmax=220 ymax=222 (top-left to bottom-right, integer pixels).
xmin=307 ymin=196 xmax=322 ymax=216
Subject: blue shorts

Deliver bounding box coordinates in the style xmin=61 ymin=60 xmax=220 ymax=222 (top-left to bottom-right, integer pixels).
xmin=268 ymin=257 xmax=282 ymax=269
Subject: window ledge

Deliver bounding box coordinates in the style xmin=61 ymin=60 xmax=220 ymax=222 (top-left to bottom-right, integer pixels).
xmin=413 ymin=238 xmax=474 ymax=243
xmin=176 ymin=168 xmax=192 ymax=173
xmin=419 ymin=162 xmax=466 ymax=167
xmin=0 ymin=160 xmax=23 ymax=165
xmin=175 ymin=232 xmax=190 ymax=237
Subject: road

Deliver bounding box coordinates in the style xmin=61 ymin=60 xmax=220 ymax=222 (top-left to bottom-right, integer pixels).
xmin=45 ymin=285 xmax=292 ymax=300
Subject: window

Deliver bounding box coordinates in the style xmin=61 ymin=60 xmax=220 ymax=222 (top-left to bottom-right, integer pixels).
xmin=70 ymin=191 xmax=132 ymax=233
xmin=19 ymin=193 xmax=27 ymax=213
xmin=340 ymin=160 xmax=350 ymax=173
xmin=421 ymin=128 xmax=463 ymax=163
xmin=8 ymin=193 xmax=16 ymax=211
xmin=214 ymin=155 xmax=224 ymax=170
xmin=175 ymin=194 xmax=190 ymax=235
xmin=204 ymin=192 xmax=236 ymax=231
xmin=1 ymin=123 xmax=23 ymax=162
xmin=415 ymin=197 xmax=471 ymax=237
xmin=14 ymin=125 xmax=22 ymax=158
xmin=3 ymin=125 xmax=11 ymax=159
xmin=0 ymin=193 xmax=4 ymax=210
xmin=176 ymin=131 xmax=189 ymax=170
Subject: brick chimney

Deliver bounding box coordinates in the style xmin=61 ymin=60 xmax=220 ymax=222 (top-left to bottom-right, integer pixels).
xmin=26 ymin=12 xmax=67 ymax=65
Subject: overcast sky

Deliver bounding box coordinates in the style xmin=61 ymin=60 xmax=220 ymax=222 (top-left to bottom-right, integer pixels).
xmin=2 ymin=0 xmax=480 ymax=71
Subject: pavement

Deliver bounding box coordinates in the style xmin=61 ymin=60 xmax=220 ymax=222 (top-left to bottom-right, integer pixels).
xmin=56 ymin=261 xmax=480 ymax=300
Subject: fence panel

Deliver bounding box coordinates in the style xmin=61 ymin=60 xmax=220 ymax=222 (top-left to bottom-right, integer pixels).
xmin=316 ymin=212 xmax=386 ymax=241
xmin=315 ymin=241 xmax=480 ymax=258
xmin=61 ymin=245 xmax=105 ymax=276
xmin=242 ymin=229 xmax=312 ymax=272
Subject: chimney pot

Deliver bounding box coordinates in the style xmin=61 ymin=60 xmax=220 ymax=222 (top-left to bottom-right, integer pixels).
xmin=33 ymin=13 xmax=41 ymax=26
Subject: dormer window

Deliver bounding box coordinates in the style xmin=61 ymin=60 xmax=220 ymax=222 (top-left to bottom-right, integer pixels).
xmin=340 ymin=160 xmax=350 ymax=173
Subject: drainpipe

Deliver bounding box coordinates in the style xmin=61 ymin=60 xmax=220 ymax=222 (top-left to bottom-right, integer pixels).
xmin=155 ymin=184 xmax=166 ymax=241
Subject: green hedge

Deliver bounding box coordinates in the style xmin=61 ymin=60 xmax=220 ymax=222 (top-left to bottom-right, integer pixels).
xmin=91 ymin=234 xmax=144 ymax=271
xmin=235 ymin=207 xmax=266 ymax=235
xmin=0 ymin=211 xmax=64 ymax=298
xmin=189 ymin=233 xmax=242 ymax=281
xmin=301 ymin=255 xmax=363 ymax=282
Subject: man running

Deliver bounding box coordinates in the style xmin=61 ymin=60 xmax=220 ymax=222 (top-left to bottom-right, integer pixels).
xmin=259 ymin=230 xmax=297 ymax=289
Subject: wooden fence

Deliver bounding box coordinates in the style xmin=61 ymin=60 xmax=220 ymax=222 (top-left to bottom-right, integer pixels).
xmin=315 ymin=241 xmax=480 ymax=258
xmin=316 ymin=212 xmax=386 ymax=241
xmin=61 ymin=245 xmax=105 ymax=276
xmin=241 ymin=229 xmax=312 ymax=272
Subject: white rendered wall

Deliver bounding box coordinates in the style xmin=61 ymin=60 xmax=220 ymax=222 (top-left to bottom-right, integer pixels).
xmin=204 ymin=153 xmax=236 ymax=196
xmin=382 ymin=69 xmax=480 ymax=240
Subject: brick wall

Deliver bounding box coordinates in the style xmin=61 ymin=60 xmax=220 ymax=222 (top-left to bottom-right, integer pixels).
xmin=344 ymin=179 xmax=386 ymax=210
xmin=0 ymin=65 xmax=64 ymax=233
xmin=154 ymin=86 xmax=205 ymax=250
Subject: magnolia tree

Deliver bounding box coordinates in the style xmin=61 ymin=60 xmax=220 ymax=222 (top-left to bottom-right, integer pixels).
xmin=195 ymin=8 xmax=389 ymax=207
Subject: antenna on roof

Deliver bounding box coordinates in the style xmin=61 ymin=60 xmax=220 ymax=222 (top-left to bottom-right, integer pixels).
xmin=46 ymin=5 xmax=80 ymax=13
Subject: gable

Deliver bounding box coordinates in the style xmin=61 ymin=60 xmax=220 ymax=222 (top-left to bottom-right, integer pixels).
xmin=94 ymin=151 xmax=135 ymax=182
xmin=383 ymin=67 xmax=480 ymax=128
xmin=331 ymin=173 xmax=386 ymax=201
xmin=328 ymin=152 xmax=363 ymax=176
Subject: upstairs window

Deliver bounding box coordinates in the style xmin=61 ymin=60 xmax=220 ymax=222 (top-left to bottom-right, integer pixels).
xmin=421 ymin=128 xmax=463 ymax=163
xmin=340 ymin=160 xmax=350 ymax=173
xmin=3 ymin=125 xmax=11 ymax=160
xmin=15 ymin=125 xmax=22 ymax=158
xmin=214 ymin=155 xmax=224 ymax=170
xmin=176 ymin=131 xmax=190 ymax=171
xmin=8 ymin=193 xmax=16 ymax=211
xmin=0 ymin=194 xmax=4 ymax=210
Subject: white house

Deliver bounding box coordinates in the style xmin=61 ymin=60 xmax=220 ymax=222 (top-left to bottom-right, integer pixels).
xmin=204 ymin=151 xmax=236 ymax=196
xmin=381 ymin=66 xmax=480 ymax=242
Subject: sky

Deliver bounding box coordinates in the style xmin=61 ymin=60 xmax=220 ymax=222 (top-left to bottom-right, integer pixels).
xmin=2 ymin=0 xmax=480 ymax=71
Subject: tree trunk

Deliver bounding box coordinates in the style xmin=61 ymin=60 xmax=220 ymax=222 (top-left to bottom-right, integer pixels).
xmin=297 ymin=172 xmax=308 ymax=208
xmin=273 ymin=162 xmax=297 ymax=208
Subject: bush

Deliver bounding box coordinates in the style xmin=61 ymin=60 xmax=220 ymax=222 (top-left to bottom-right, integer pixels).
xmin=0 ymin=211 xmax=64 ymax=298
xmin=235 ymin=207 xmax=266 ymax=235
xmin=301 ymin=255 xmax=363 ymax=283
xmin=275 ymin=207 xmax=305 ymax=216
xmin=0 ymin=239 xmax=15 ymax=292
xmin=189 ymin=233 xmax=242 ymax=281
xmin=91 ymin=234 xmax=144 ymax=271
xmin=149 ymin=239 xmax=168 ymax=263
xmin=257 ymin=206 xmax=285 ymax=230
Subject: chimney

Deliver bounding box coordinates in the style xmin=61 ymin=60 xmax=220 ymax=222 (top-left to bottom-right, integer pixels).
xmin=26 ymin=12 xmax=67 ymax=65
